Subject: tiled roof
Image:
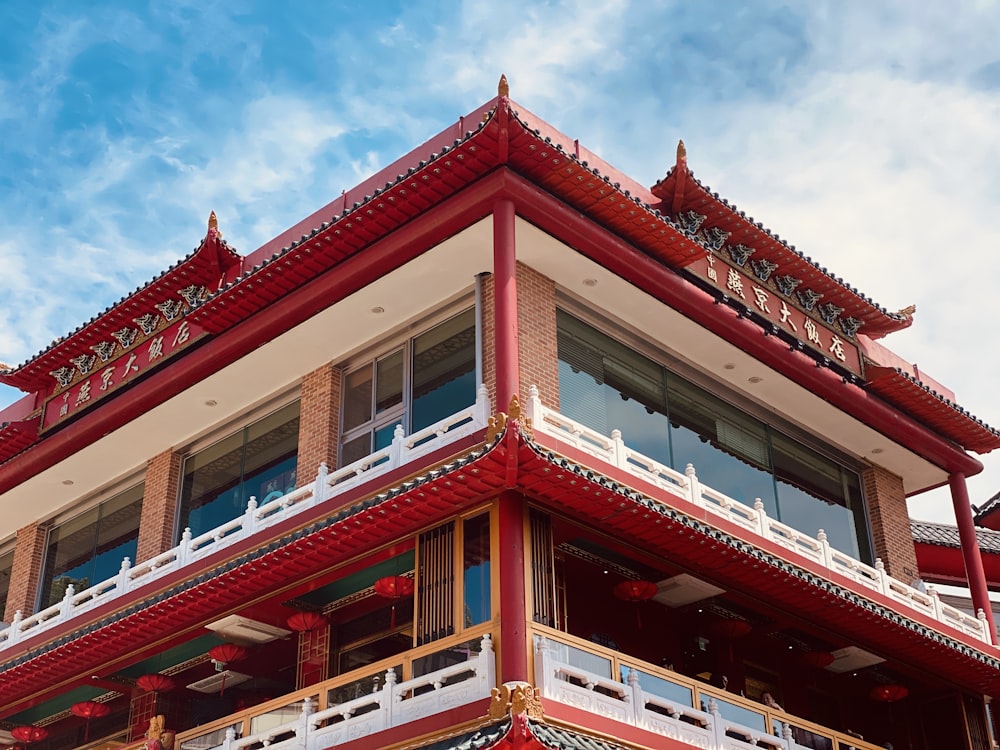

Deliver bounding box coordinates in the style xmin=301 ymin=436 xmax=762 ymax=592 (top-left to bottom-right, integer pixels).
xmin=412 ymin=719 xmax=631 ymax=750
xmin=910 ymin=519 xmax=1000 ymax=554
xmin=527 ymin=721 xmax=630 ymax=749
xmin=414 ymin=719 xmax=510 ymax=749
xmin=973 ymin=490 xmax=1000 ymax=527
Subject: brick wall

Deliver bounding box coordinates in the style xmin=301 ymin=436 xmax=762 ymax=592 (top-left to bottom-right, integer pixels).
xmin=297 ymin=363 xmax=341 ymax=487
xmin=136 ymin=450 xmax=182 ymax=563
xmin=516 ymin=262 xmax=559 ymax=412
xmin=481 ymin=274 xmax=496 ymax=411
xmin=863 ymin=464 xmax=919 ymax=581
xmin=5 ymin=521 xmax=50 ymax=621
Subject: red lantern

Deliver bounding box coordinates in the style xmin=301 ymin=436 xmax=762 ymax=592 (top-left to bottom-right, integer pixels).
xmin=374 ymin=576 xmax=415 ymax=628
xmin=208 ymin=643 xmax=249 ymax=695
xmin=136 ymin=674 xmax=175 ymax=693
xmin=11 ymin=726 xmax=48 ymax=744
xmin=209 ymin=643 xmax=248 ymax=666
xmin=800 ymin=651 xmax=836 ymax=669
xmin=613 ymin=580 xmax=658 ymax=629
xmin=71 ymin=701 xmax=110 ymax=741
xmin=286 ymin=611 xmax=327 ymax=632
xmin=870 ymin=684 xmax=909 ymax=702
xmin=708 ymin=619 xmax=753 ymax=639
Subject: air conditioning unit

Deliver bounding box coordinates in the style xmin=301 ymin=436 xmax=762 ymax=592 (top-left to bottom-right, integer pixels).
xmin=654 ymin=574 xmax=725 ymax=607
xmin=826 ymin=646 xmax=885 ymax=673
xmin=205 ymin=615 xmax=290 ymax=644
xmin=187 ymin=670 xmax=251 ymax=694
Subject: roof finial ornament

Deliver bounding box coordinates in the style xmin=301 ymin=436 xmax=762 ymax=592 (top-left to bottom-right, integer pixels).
xmin=498 ymin=74 xmax=509 ymax=98
xmin=207 ymin=211 xmax=222 ymax=239
xmin=676 ymin=139 xmax=687 ymax=165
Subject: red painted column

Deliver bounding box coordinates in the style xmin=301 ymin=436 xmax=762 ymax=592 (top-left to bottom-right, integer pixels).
xmin=499 ymin=489 xmax=528 ymax=683
xmin=493 ymin=198 xmax=528 ymax=683
xmin=950 ymin=472 xmax=997 ymax=643
xmin=493 ymin=198 xmax=519 ymax=411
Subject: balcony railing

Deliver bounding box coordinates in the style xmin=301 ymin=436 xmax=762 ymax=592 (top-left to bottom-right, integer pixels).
xmin=532 ymin=625 xmax=883 ymax=750
xmin=523 ymin=385 xmax=991 ymax=644
xmin=0 ymin=387 xmax=491 ymax=652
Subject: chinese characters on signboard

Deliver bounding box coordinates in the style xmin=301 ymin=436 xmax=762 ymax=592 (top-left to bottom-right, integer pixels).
xmin=42 ymin=319 xmax=205 ymax=430
xmin=694 ymin=253 xmax=863 ymax=377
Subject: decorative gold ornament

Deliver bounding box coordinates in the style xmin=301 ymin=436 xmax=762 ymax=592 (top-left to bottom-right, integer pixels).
xmin=498 ymin=74 xmax=509 ymax=97
xmin=488 ymin=682 xmax=543 ymax=720
xmin=486 ymin=411 xmax=507 ymax=442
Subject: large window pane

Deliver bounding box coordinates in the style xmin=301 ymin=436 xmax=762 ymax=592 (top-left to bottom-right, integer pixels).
xmin=411 ymin=309 xmax=476 ymax=432
xmin=463 ymin=514 xmax=491 ymax=627
xmin=343 ymin=368 xmax=373 ymax=433
xmin=666 ymin=376 xmax=777 ymax=513
xmin=376 ymin=350 xmax=404 ymax=415
xmin=41 ymin=484 xmax=143 ymax=607
xmin=180 ymin=402 xmax=300 ymax=538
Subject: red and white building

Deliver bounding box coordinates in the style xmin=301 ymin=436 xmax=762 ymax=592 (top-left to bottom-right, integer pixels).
xmin=0 ymin=78 xmax=998 ymax=750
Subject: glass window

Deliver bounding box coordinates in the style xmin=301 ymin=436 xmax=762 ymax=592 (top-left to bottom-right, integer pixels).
xmin=557 ymin=311 xmax=870 ymax=562
xmin=179 ymin=401 xmax=300 ymax=539
xmin=463 ymin=514 xmax=491 ymax=627
xmin=40 ymin=484 xmax=144 ymax=608
xmin=0 ymin=549 xmax=13 ymax=620
xmin=340 ymin=309 xmax=476 ymax=467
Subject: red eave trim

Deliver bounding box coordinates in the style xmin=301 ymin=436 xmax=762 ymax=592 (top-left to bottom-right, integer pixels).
xmin=0 ymin=416 xmax=40 ymax=465
xmin=867 ymin=366 xmax=1000 ymax=454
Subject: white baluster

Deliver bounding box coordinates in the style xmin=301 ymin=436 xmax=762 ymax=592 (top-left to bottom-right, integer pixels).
xmin=244 ymin=496 xmax=259 ymax=536
xmin=525 ymin=384 xmax=542 ymax=426
xmin=477 ymin=383 xmax=492 ymax=425
xmin=8 ymin=610 xmax=22 ymax=645
xmin=222 ymin=726 xmax=236 ymax=750
xmin=685 ymin=464 xmax=702 ymax=508
xmin=118 ymin=557 xmax=132 ymax=594
xmin=390 ymin=424 xmax=405 ymax=467
xmin=313 ymin=462 xmax=329 ymax=506
xmin=611 ymin=429 xmax=627 ymax=470
xmin=817 ymin=529 xmax=833 ymax=569
xmin=627 ymin=668 xmax=642 ymax=726
xmin=875 ymin=558 xmax=889 ymax=596
xmin=383 ymin=667 xmax=397 ymax=730
xmin=297 ymin=697 xmax=314 ymax=743
xmin=179 ymin=527 xmax=193 ymax=565
xmin=60 ymin=584 xmax=76 ymax=618
xmin=977 ymin=608 xmax=991 ymax=642
xmin=753 ymin=499 xmax=769 ymax=539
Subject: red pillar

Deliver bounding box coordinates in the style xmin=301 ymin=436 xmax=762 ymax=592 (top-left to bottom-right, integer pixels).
xmin=499 ymin=489 xmax=528 ymax=683
xmin=493 ymin=198 xmax=518 ymax=410
xmin=950 ymin=472 xmax=997 ymax=643
xmin=493 ymin=198 xmax=528 ymax=683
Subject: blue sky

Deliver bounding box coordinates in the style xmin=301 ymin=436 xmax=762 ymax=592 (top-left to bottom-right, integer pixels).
xmin=0 ymin=1 xmax=998 ymax=523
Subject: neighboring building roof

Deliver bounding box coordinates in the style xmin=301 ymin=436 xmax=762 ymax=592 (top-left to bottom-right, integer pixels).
xmin=910 ymin=520 xmax=1000 ymax=554
xmin=974 ymin=490 xmax=1000 ymax=530
xmin=413 ymin=718 xmax=631 ymax=750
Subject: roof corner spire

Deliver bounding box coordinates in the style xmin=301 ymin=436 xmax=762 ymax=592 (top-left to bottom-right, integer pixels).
xmin=676 ymin=139 xmax=687 ymax=168
xmin=498 ymin=74 xmax=509 ymax=98
xmin=207 ymin=211 xmax=221 ymax=239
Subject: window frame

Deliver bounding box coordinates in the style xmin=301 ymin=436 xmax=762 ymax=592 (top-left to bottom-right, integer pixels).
xmin=555 ymin=297 xmax=873 ymax=558
xmin=338 ymin=302 xmax=478 ymax=468
xmin=175 ymin=389 xmax=301 ymax=542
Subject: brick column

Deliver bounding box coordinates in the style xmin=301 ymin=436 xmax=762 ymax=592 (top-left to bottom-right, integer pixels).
xmin=863 ymin=464 xmax=919 ymax=581
xmin=297 ymin=363 xmax=341 ymax=487
xmin=516 ymin=262 xmax=560 ymax=411
xmin=5 ymin=521 xmax=50 ymax=621
xmin=136 ymin=450 xmax=182 ymax=563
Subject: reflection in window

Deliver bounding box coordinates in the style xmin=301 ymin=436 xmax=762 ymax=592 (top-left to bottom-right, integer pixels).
xmin=463 ymin=514 xmax=491 ymax=627
xmin=0 ymin=549 xmax=12 ymax=620
xmin=40 ymin=484 xmax=144 ymax=608
xmin=340 ymin=309 xmax=476 ymax=468
xmin=557 ymin=311 xmax=871 ymax=562
xmin=179 ymin=401 xmax=300 ymax=539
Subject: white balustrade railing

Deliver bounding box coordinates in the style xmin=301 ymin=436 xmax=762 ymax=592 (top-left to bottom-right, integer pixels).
xmin=0 ymin=388 xmax=491 ymax=652
xmin=523 ymin=385 xmax=992 ymax=644
xmin=195 ymin=635 xmax=495 ymax=750
xmin=535 ymin=636 xmax=879 ymax=750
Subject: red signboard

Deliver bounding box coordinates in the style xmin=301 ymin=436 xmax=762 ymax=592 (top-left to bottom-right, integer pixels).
xmin=42 ymin=319 xmax=205 ymax=431
xmin=691 ymin=253 xmax=863 ymax=377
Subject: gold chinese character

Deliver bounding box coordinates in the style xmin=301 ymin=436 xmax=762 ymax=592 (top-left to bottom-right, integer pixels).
xmin=803 ymin=319 xmax=821 ymax=345
xmin=779 ymin=301 xmax=797 ymax=331
xmin=752 ymin=286 xmax=770 ymax=314
xmin=726 ymin=268 xmax=745 ymax=299
xmin=148 ymin=335 xmax=165 ymax=362
xmin=829 ymin=335 xmax=847 ymax=362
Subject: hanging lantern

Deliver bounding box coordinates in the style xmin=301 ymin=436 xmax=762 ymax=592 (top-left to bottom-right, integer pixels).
xmin=11 ymin=726 xmax=48 ymax=745
xmin=208 ymin=643 xmax=249 ymax=696
xmin=71 ymin=700 xmax=110 ymax=741
xmin=870 ymin=684 xmax=909 ymax=703
xmin=612 ymin=580 xmax=658 ymax=629
xmin=136 ymin=674 xmax=175 ymax=693
xmin=374 ymin=576 xmax=415 ymax=628
xmin=708 ymin=619 xmax=753 ymax=639
xmin=286 ymin=611 xmax=327 ymax=632
xmin=799 ymin=650 xmax=836 ymax=669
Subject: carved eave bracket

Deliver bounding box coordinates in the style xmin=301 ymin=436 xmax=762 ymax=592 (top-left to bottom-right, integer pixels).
xmin=488 ymin=681 xmax=544 ymax=723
